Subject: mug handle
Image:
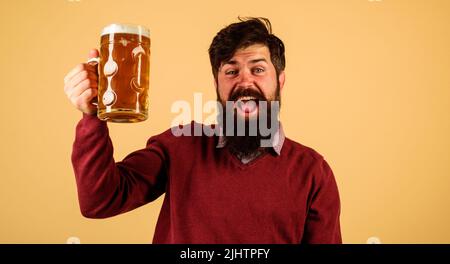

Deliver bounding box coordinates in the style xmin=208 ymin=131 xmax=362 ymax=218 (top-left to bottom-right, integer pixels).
xmin=86 ymin=57 xmax=100 ymax=106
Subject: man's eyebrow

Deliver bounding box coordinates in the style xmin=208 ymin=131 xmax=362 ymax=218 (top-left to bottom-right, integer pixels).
xmin=222 ymin=58 xmax=268 ymax=66
xmin=222 ymin=60 xmax=237 ymax=66
xmin=249 ymin=58 xmax=268 ymax=64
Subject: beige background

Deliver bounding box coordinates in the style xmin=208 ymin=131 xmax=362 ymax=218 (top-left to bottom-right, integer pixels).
xmin=0 ymin=0 xmax=449 ymax=243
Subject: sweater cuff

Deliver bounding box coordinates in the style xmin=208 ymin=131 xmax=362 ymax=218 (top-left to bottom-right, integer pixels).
xmin=76 ymin=112 xmax=107 ymax=133
xmin=82 ymin=112 xmax=100 ymax=120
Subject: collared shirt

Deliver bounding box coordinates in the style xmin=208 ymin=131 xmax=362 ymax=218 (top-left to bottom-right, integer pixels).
xmin=216 ymin=123 xmax=286 ymax=164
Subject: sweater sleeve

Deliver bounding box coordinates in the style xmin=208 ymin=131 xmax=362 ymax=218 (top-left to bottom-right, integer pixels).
xmin=71 ymin=113 xmax=167 ymax=218
xmin=301 ymin=158 xmax=342 ymax=244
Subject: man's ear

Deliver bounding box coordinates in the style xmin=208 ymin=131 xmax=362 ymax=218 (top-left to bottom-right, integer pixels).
xmin=278 ymin=71 xmax=286 ymax=91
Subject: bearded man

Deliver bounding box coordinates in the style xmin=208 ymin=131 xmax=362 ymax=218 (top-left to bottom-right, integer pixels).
xmin=64 ymin=17 xmax=342 ymax=244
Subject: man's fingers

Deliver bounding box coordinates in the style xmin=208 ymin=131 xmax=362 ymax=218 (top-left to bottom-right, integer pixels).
xmin=79 ymin=87 xmax=98 ymax=106
xmin=75 ymin=88 xmax=98 ymax=113
xmin=64 ymin=63 xmax=84 ymax=84
xmin=64 ymin=63 xmax=97 ymax=84
xmin=88 ymin=49 xmax=100 ymax=60
xmin=63 ymin=49 xmax=101 ymax=115
xmin=67 ymin=78 xmax=98 ymax=100
xmin=73 ymin=69 xmax=98 ymax=87
xmin=64 ymin=48 xmax=99 ymax=85
xmin=64 ymin=69 xmax=98 ymax=94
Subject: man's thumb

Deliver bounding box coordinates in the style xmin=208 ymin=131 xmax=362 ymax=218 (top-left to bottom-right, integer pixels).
xmin=88 ymin=49 xmax=100 ymax=59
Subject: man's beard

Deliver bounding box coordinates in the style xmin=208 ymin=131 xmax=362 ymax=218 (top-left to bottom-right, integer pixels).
xmin=217 ymin=84 xmax=281 ymax=159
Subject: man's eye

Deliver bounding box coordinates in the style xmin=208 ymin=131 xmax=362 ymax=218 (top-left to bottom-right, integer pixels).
xmin=253 ymin=68 xmax=265 ymax=73
xmin=225 ymin=70 xmax=238 ymax=75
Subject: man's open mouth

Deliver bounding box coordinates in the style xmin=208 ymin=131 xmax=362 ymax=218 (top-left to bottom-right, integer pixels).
xmin=234 ymin=96 xmax=259 ymax=115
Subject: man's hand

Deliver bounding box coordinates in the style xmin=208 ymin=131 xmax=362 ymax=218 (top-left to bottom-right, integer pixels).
xmin=64 ymin=49 xmax=100 ymax=115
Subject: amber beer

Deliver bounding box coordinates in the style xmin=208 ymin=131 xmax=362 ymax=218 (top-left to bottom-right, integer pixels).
xmin=96 ymin=24 xmax=151 ymax=122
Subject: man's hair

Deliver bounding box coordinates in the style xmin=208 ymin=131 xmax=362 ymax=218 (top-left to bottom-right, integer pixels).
xmin=208 ymin=17 xmax=286 ymax=80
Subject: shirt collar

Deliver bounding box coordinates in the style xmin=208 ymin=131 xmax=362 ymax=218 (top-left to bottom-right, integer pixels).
xmin=216 ymin=123 xmax=285 ymax=156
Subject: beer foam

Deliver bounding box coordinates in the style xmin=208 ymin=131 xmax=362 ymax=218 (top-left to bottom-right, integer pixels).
xmin=101 ymin=23 xmax=150 ymax=37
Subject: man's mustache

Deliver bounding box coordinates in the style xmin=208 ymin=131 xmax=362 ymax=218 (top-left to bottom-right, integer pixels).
xmin=228 ymin=88 xmax=266 ymax=102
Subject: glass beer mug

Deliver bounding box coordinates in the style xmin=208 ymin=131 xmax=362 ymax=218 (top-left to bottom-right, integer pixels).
xmin=89 ymin=23 xmax=151 ymax=123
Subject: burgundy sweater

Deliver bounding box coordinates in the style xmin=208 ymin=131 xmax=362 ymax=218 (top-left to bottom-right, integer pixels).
xmin=72 ymin=114 xmax=342 ymax=244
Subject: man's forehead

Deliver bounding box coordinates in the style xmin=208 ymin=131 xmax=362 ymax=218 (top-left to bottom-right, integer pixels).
xmin=222 ymin=44 xmax=270 ymax=65
xmin=233 ymin=44 xmax=270 ymax=57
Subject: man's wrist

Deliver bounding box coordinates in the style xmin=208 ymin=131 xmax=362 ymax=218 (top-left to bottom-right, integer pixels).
xmin=82 ymin=112 xmax=98 ymax=119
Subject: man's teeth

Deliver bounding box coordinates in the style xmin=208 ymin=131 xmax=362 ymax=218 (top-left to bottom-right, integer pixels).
xmin=237 ymin=96 xmax=256 ymax=101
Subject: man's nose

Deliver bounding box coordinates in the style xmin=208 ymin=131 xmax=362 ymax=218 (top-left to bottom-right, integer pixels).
xmin=236 ymin=69 xmax=255 ymax=88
